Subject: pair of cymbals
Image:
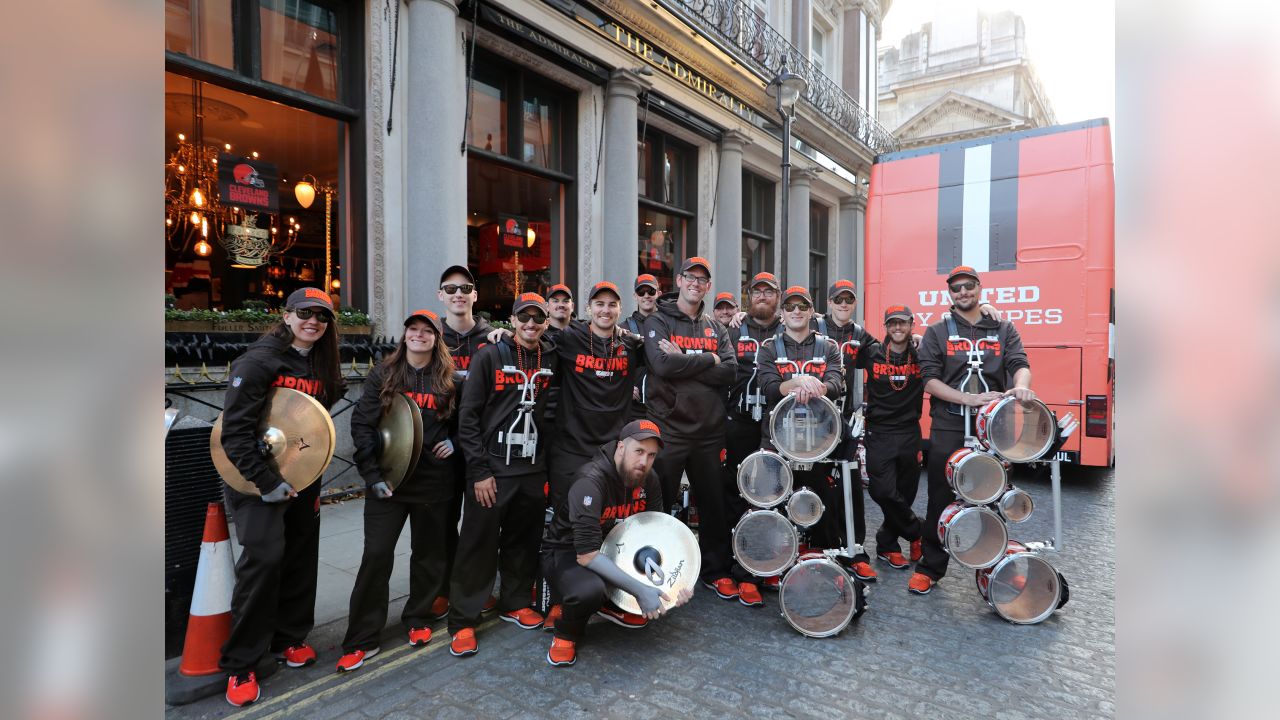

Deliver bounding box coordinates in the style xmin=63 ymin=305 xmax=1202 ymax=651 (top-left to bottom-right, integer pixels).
xmin=378 ymin=393 xmax=424 ymax=490
xmin=600 ymin=511 xmax=701 ymax=615
xmin=210 ymin=388 xmax=337 ymax=496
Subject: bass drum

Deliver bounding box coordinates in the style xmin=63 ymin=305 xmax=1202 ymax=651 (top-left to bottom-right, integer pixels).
xmin=769 ymin=395 xmax=843 ymax=463
xmin=945 ymin=448 xmax=1007 ymax=505
xmin=779 ymin=554 xmax=866 ymax=638
xmin=937 ymin=502 xmax=1008 ymax=569
xmin=974 ymin=397 xmax=1057 ymax=463
xmin=731 ymin=510 xmax=799 ymax=578
xmin=974 ymin=541 xmax=1070 ymax=624
xmin=736 ymin=450 xmax=793 ymax=509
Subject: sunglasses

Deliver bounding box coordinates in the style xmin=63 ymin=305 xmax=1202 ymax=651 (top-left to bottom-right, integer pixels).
xmin=635 ymin=287 xmax=657 ymax=297
xmin=441 ymin=283 xmax=475 ymax=295
xmin=516 ymin=311 xmax=547 ymax=325
xmin=292 ymin=307 xmax=333 ymax=323
xmin=782 ymin=302 xmax=812 ymax=312
xmin=680 ymin=273 xmax=711 ymax=287
xmin=830 ymin=296 xmax=854 ymax=306
xmin=949 ymin=281 xmax=977 ymax=293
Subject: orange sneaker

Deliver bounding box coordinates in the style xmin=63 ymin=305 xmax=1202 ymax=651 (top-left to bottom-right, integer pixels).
xmin=908 ymin=572 xmax=935 ymax=595
xmin=910 ymin=538 xmax=923 ymax=563
xmin=225 ymin=672 xmax=260 ymax=707
xmin=407 ymin=626 xmax=432 ymax=647
xmin=762 ymin=575 xmax=781 ymax=590
xmin=449 ymin=628 xmax=478 ymax=657
xmin=738 ymin=582 xmax=764 ymax=607
xmin=482 ymin=596 xmax=498 ymax=613
xmin=547 ymin=637 xmax=576 ymax=667
xmin=877 ymin=551 xmax=910 ymax=569
xmin=702 ymin=577 xmax=739 ymax=600
xmin=277 ymin=643 xmax=317 ymax=668
xmin=430 ymin=596 xmax=450 ymax=620
xmin=849 ymin=561 xmax=878 ymax=583
xmin=595 ymin=606 xmax=649 ymax=628
xmin=542 ymin=604 xmax=563 ymax=633
xmin=334 ymin=647 xmax=379 ymax=673
xmin=499 ymin=607 xmax=545 ymax=629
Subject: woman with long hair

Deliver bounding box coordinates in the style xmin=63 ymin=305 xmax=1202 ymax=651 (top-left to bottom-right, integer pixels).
xmin=218 ymin=288 xmax=346 ymax=707
xmin=335 ymin=309 xmax=461 ymax=672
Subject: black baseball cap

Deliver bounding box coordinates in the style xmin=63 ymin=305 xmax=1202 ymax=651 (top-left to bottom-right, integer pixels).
xmin=828 ymin=279 xmax=857 ymax=299
xmin=782 ymin=285 xmax=814 ymax=306
xmin=286 ymin=287 xmax=334 ymax=312
xmin=588 ymin=281 xmax=622 ymax=301
xmin=679 ymin=256 xmax=711 ymax=275
xmin=548 ymin=283 xmax=573 ymax=300
xmin=750 ymin=272 xmax=780 ymax=291
xmin=404 ymin=308 xmax=444 ymax=335
xmin=440 ymin=264 xmax=475 ymax=285
xmin=512 ymin=292 xmax=549 ymax=315
xmin=714 ymin=292 xmax=738 ymax=308
xmin=634 ymin=274 xmax=659 ymax=291
xmin=619 ymin=419 xmax=664 ymax=447
xmin=883 ymin=305 xmax=914 ymax=324
xmin=946 ymin=266 xmax=980 ymax=284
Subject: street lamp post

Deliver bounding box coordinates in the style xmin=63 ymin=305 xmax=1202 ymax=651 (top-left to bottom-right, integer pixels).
xmin=767 ymin=64 xmax=808 ymax=279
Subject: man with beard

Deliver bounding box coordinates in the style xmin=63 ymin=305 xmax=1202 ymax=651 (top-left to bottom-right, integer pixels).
xmin=449 ymin=293 xmax=559 ymax=655
xmin=719 ymin=272 xmax=783 ymax=605
xmin=541 ymin=421 xmax=693 ymax=667
xmin=642 ymin=257 xmax=740 ymax=601
xmin=624 ymin=274 xmax=660 ymax=421
xmin=910 ymin=266 xmax=1033 ymax=595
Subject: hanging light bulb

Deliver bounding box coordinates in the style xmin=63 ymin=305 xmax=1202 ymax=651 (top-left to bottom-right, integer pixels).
xmin=527 ymin=227 xmax=537 ymax=248
xmin=165 ymin=217 xmax=173 ymax=227
xmin=190 ymin=187 xmax=204 ymax=207
xmin=201 ymin=217 xmax=209 ymax=237
xmin=330 ymin=278 xmax=341 ymax=290
xmin=190 ymin=211 xmax=202 ymax=226
xmin=295 ymin=175 xmax=317 ymax=209
xmin=178 ymin=133 xmax=185 ymax=141
xmin=194 ymin=238 xmax=212 ymax=257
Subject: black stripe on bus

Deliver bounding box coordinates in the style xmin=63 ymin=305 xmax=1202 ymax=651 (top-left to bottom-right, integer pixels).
xmin=937 ymin=148 xmax=966 ymax=275
xmin=989 ymin=137 xmax=1019 ymax=271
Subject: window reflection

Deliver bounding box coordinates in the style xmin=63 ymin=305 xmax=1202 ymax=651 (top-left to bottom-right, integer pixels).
xmin=165 ymin=0 xmax=235 ymax=69
xmin=259 ymin=0 xmax=340 ymax=101
xmin=638 ymin=209 xmax=685 ymax=294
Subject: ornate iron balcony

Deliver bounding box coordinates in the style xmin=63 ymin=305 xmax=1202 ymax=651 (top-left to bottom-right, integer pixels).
xmin=660 ymin=0 xmax=899 ymax=154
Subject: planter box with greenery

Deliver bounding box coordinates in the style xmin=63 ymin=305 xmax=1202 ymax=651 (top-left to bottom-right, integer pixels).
xmin=164 ymin=298 xmax=373 ymax=335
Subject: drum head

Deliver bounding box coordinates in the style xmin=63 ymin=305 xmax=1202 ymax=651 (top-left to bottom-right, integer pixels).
xmin=779 ymin=557 xmax=861 ymax=637
xmin=732 ymin=510 xmax=799 ymax=577
xmin=737 ymin=450 xmax=793 ymax=509
xmin=949 ymin=450 xmax=1007 ymax=505
xmin=941 ymin=506 xmax=1008 ymax=569
xmin=983 ymin=398 xmax=1056 ymax=463
xmin=984 ymin=552 xmax=1063 ymax=624
xmin=997 ymin=486 xmax=1035 ymax=523
xmin=769 ymin=395 xmax=842 ymax=463
xmin=786 ymin=488 xmax=825 ymax=528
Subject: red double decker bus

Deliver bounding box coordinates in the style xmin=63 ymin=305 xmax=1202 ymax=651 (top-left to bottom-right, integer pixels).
xmin=865 ymin=119 xmax=1115 ymax=466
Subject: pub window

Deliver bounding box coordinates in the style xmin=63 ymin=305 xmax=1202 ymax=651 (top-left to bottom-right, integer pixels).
xmin=466 ymin=50 xmax=577 ymax=319
xmin=637 ymin=129 xmax=697 ymax=293
xmin=809 ymin=201 xmax=830 ymax=313
xmin=742 ymin=170 xmax=775 ymax=292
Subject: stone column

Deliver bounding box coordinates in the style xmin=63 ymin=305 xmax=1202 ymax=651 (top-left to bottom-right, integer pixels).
xmin=785 ymin=168 xmax=817 ymax=289
xmin=601 ymin=69 xmax=652 ymax=313
xmin=844 ymin=189 xmax=868 ymax=324
xmin=713 ymin=131 xmax=750 ymax=295
xmin=405 ymin=0 xmax=465 ymax=312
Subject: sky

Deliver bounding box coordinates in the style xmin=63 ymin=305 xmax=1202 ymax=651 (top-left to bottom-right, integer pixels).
xmin=879 ymin=0 xmax=1116 ymax=127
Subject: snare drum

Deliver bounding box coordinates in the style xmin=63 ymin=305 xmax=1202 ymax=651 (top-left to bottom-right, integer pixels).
xmin=769 ymin=395 xmax=843 ymax=463
xmin=974 ymin=541 xmax=1069 ymax=624
xmin=786 ymin=488 xmax=825 ymax=528
xmin=778 ymin=554 xmax=865 ymax=638
xmin=737 ymin=450 xmax=793 ymax=509
xmin=994 ymin=485 xmax=1034 ymax=523
xmin=945 ymin=448 xmax=1007 ymax=505
xmin=731 ymin=510 xmax=799 ymax=577
xmin=974 ymin=397 xmax=1056 ymax=463
xmin=937 ymin=502 xmax=1008 ymax=569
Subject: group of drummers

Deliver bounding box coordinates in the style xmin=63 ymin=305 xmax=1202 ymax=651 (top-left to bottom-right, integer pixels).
xmin=214 ymin=258 xmax=1034 ymax=707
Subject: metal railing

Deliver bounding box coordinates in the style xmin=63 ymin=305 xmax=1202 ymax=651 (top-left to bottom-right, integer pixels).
xmin=660 ymin=0 xmax=899 ymax=154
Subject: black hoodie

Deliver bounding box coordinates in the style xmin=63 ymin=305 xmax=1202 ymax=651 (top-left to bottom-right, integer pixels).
xmin=219 ymin=333 xmax=344 ymax=494
xmin=622 ymin=309 xmax=654 ymax=420
xmin=918 ymin=309 xmax=1030 ymax=432
xmin=456 ymin=335 xmax=559 ymax=485
xmin=754 ymin=330 xmax=845 ymax=449
xmin=641 ymin=292 xmax=737 ymax=436
xmin=543 ymin=442 xmax=663 ymax=555
xmin=727 ymin=314 xmax=782 ymax=421
xmin=442 ymin=315 xmax=493 ymax=380
xmin=551 ymin=321 xmax=644 ymax=458
xmin=350 ymin=361 xmax=461 ymax=503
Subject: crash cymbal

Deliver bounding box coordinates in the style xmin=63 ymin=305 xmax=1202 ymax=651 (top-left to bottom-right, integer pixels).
xmin=210 ymin=387 xmax=336 ymax=496
xmin=600 ymin=511 xmax=701 ymax=615
xmin=379 ymin=393 xmax=424 ymax=490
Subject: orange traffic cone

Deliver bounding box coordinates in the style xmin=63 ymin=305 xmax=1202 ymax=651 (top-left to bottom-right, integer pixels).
xmin=178 ymin=503 xmax=236 ymax=676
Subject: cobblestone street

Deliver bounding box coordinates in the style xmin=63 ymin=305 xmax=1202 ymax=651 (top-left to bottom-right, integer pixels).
xmin=167 ymin=464 xmax=1114 ymax=720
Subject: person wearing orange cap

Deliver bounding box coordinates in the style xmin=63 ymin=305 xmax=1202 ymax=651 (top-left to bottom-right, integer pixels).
xmin=712 ymin=291 xmax=739 ymax=327
xmin=910 ymin=266 xmax=1033 ymax=595
xmin=546 ymin=283 xmax=575 ymax=341
xmin=336 ymin=309 xmax=460 ymax=672
xmin=624 ymin=274 xmax=660 ymax=421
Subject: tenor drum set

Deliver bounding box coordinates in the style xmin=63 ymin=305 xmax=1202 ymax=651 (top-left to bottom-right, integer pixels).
xmin=732 ymin=394 xmax=867 ymax=638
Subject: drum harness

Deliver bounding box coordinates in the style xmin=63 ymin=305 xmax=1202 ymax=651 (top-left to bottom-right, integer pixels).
xmin=493 ymin=342 xmax=553 ymax=465
xmin=737 ymin=323 xmax=767 ymax=421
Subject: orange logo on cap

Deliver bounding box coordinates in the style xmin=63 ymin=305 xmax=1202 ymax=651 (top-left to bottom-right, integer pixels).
xmin=784 ymin=285 xmax=808 ymax=297
xmin=834 ymin=279 xmax=854 ymax=289
xmin=519 ymin=293 xmax=546 ymax=303
xmin=304 ymin=288 xmax=332 ymax=304
xmin=686 ymin=256 xmax=710 ymax=268
xmin=638 ymin=420 xmax=660 ymax=435
xmin=593 ymin=281 xmax=619 ymax=293
xmin=550 ymin=284 xmax=570 ymax=294
xmin=885 ymin=305 xmax=907 ymax=314
xmin=949 ymin=265 xmax=977 ymax=277
xmin=636 ymin=274 xmax=656 ymax=282
xmin=753 ymin=272 xmax=777 ymax=282
xmin=410 ymin=309 xmax=438 ymax=320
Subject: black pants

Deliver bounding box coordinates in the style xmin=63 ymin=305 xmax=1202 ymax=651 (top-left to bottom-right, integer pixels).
xmin=219 ymin=481 xmax=320 ymax=673
xmin=864 ymin=429 xmax=923 ymax=556
xmin=542 ymin=546 xmax=607 ymax=643
xmin=547 ymin=447 xmax=591 ymax=516
xmin=795 ymin=464 xmax=869 ymax=564
xmin=446 ymin=472 xmax=544 ymax=634
xmin=341 ymin=496 xmax=456 ymax=652
xmin=651 ymin=428 xmax=731 ymax=583
xmin=917 ymin=428 xmax=966 ymax=581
